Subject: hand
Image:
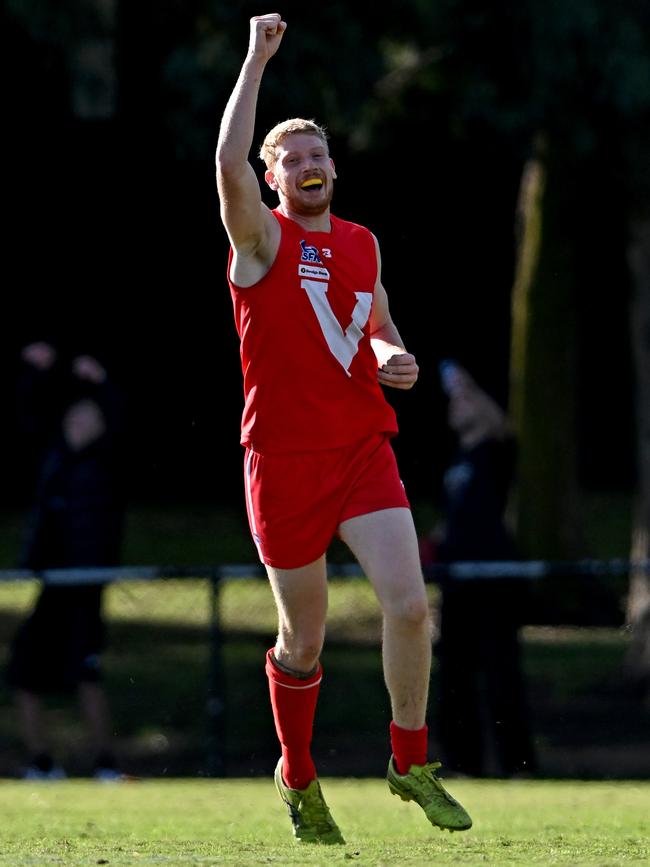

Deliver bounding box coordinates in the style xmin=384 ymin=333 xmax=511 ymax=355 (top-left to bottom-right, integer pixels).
xmin=21 ymin=342 xmax=57 ymax=371
xmin=377 ymin=352 xmax=419 ymax=390
xmin=72 ymin=355 xmax=107 ymax=384
xmin=249 ymin=13 xmax=287 ymax=62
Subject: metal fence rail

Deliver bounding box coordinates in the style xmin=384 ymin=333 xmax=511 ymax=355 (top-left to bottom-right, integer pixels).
xmin=1 ymin=558 xmax=648 ymax=585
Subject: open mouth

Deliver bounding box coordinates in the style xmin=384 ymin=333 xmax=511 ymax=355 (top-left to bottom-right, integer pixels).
xmin=300 ymin=178 xmax=324 ymax=191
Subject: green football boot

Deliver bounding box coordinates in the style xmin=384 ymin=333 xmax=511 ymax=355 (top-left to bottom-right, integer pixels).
xmin=274 ymin=759 xmax=345 ymax=844
xmin=387 ymin=756 xmax=473 ymax=832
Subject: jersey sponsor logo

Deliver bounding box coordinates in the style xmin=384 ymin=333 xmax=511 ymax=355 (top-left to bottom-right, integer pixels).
xmin=298 ymin=264 xmax=330 ymax=280
xmin=302 ymin=278 xmax=372 ymax=377
xmin=300 ymin=240 xmax=322 ymax=263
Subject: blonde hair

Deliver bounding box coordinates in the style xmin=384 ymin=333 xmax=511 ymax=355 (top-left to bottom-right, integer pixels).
xmin=259 ymin=118 xmax=329 ymax=168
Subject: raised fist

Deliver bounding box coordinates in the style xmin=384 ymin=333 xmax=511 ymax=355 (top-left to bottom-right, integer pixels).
xmin=21 ymin=342 xmax=57 ymax=371
xmin=249 ymin=13 xmax=287 ymax=62
xmin=72 ymin=355 xmax=107 ymax=385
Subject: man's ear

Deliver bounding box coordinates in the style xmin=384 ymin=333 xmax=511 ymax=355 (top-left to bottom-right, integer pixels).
xmin=330 ymin=158 xmax=337 ymax=179
xmin=265 ymin=169 xmax=278 ymax=190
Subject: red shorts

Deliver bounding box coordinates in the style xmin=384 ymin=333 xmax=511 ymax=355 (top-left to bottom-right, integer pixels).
xmin=244 ymin=433 xmax=410 ymax=569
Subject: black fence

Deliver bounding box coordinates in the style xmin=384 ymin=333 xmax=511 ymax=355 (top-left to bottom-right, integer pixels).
xmin=0 ymin=559 xmax=648 ymax=779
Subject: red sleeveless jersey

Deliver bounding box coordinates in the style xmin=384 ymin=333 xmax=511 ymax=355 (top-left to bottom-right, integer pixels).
xmin=228 ymin=209 xmax=398 ymax=453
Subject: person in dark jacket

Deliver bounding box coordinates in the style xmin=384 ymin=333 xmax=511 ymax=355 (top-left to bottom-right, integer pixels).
xmin=423 ymin=362 xmax=537 ymax=778
xmin=6 ymin=342 xmax=126 ymax=780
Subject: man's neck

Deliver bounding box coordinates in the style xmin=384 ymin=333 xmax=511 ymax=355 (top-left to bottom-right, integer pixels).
xmin=278 ymin=202 xmax=331 ymax=233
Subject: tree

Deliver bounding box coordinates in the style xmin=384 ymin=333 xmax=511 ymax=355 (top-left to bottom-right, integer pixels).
xmin=509 ymin=134 xmax=583 ymax=558
xmin=623 ymin=123 xmax=650 ymax=696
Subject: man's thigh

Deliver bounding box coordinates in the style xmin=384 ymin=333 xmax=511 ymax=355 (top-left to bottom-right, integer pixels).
xmin=338 ymin=507 xmax=426 ymax=610
xmin=265 ymin=555 xmax=328 ymax=634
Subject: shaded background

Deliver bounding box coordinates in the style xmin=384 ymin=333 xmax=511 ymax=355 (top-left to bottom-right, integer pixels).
xmin=1 ymin=0 xmax=649 ymax=781
xmin=1 ymin=0 xmax=640 ymax=521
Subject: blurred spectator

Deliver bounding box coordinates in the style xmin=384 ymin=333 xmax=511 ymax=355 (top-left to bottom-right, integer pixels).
xmin=421 ymin=361 xmax=537 ymax=778
xmin=5 ymin=342 xmax=126 ymax=780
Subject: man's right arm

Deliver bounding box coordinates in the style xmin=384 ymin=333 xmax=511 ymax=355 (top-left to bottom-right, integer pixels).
xmin=16 ymin=343 xmax=58 ymax=450
xmin=216 ymin=14 xmax=286 ymax=269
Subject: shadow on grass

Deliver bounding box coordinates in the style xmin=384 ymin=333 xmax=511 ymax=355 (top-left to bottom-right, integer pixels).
xmin=1 ymin=607 xmax=649 ymax=780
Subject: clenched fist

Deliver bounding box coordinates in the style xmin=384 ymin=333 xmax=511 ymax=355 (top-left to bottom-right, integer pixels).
xmin=249 ymin=13 xmax=287 ymax=62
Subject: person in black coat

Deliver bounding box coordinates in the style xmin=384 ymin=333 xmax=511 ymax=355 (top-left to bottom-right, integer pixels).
xmin=424 ymin=362 xmax=537 ymax=778
xmin=6 ymin=342 xmax=126 ymax=780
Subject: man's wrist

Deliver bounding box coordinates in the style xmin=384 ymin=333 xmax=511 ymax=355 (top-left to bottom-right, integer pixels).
xmin=243 ymin=51 xmax=268 ymax=73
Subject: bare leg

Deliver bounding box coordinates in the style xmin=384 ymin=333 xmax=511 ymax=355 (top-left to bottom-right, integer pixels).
xmin=14 ymin=689 xmax=48 ymax=756
xmin=340 ymin=509 xmax=474 ymax=831
xmin=265 ymin=555 xmax=329 ymax=789
xmin=266 ymin=555 xmax=329 ymax=673
xmin=339 ymin=508 xmax=432 ymax=729
xmin=77 ymin=682 xmax=114 ymax=756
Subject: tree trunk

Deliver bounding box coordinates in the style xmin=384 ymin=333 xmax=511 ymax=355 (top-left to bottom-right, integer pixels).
xmin=509 ymin=135 xmax=584 ymax=559
xmin=624 ymin=217 xmax=650 ymax=697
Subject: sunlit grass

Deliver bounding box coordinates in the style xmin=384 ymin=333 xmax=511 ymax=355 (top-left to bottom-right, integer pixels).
xmin=0 ymin=778 xmax=647 ymax=865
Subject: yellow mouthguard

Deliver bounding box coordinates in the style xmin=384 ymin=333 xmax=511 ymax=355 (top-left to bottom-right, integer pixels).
xmin=300 ymin=178 xmax=323 ymax=189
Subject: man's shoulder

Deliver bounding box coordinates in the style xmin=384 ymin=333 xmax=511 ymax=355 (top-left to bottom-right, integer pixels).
xmin=330 ymin=213 xmax=371 ymax=234
xmin=330 ymin=214 xmax=376 ymax=253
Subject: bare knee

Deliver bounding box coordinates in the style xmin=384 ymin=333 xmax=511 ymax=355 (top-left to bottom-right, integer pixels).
xmin=383 ymin=591 xmax=431 ymax=630
xmin=276 ymin=627 xmax=325 ymax=673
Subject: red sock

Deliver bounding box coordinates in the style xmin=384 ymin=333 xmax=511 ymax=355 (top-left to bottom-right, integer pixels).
xmin=265 ymin=649 xmax=322 ymax=790
xmin=390 ymin=720 xmax=428 ymax=775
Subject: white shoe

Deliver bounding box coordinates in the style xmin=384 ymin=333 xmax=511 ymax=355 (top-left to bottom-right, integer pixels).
xmin=93 ymin=767 xmax=123 ymax=782
xmin=23 ymin=765 xmax=66 ymax=781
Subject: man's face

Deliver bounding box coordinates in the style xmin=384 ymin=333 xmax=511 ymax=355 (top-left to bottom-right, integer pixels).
xmin=62 ymin=399 xmax=107 ymax=452
xmin=265 ymin=133 xmax=336 ymax=216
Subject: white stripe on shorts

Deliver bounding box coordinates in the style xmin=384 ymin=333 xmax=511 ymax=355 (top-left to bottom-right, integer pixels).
xmin=245 ymin=449 xmax=264 ymax=563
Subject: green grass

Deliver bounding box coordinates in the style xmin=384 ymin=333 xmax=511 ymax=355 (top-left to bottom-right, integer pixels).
xmin=0 ymin=778 xmax=647 ymax=865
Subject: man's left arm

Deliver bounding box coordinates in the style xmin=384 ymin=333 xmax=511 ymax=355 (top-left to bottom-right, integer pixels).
xmin=369 ymin=236 xmax=419 ymax=390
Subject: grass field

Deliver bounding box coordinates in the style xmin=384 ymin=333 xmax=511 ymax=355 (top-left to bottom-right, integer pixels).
xmin=0 ymin=778 xmax=648 ymax=866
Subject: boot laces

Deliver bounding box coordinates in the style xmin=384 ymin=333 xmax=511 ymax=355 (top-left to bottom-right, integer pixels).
xmin=415 ymin=762 xmax=458 ymax=804
xmin=301 ymin=786 xmax=334 ymax=831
